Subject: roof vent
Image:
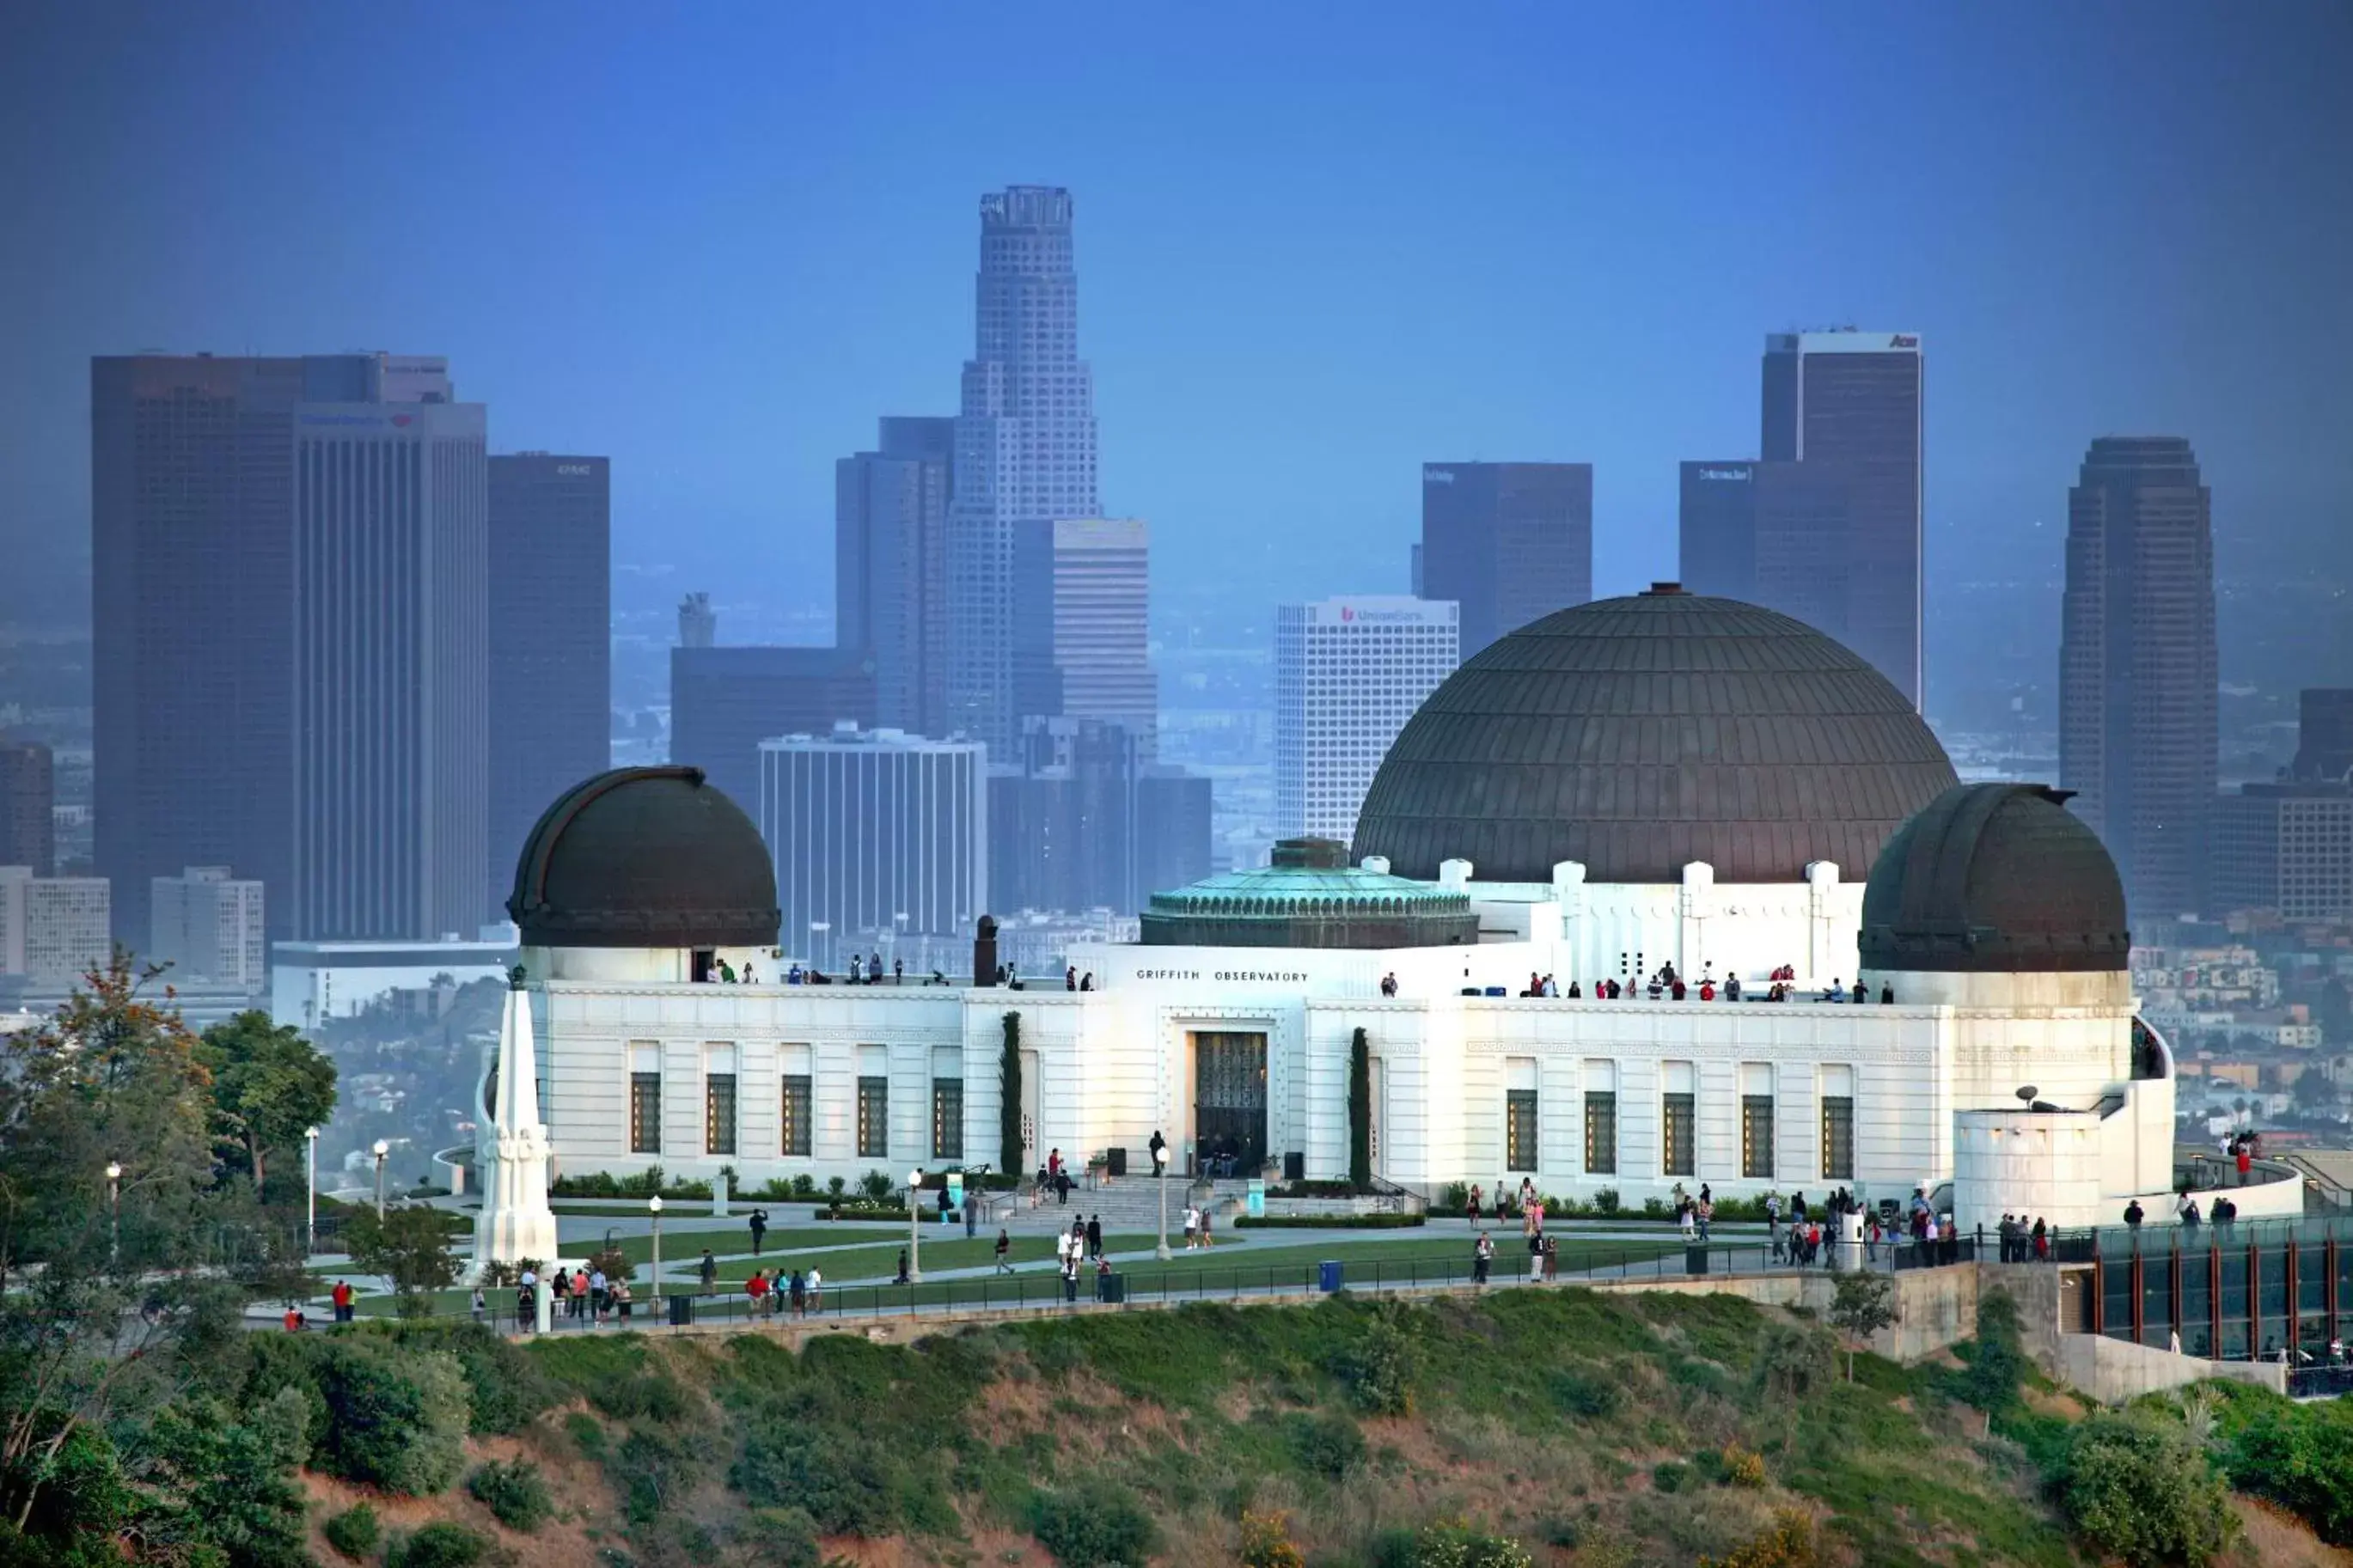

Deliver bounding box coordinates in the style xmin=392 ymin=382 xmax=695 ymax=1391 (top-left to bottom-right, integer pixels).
xmin=1644 ymin=581 xmax=1686 ymax=596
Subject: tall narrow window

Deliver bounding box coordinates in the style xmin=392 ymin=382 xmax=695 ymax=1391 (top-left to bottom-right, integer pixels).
xmin=932 ymin=1079 xmax=964 ymax=1161
xmin=1584 ymin=1092 xmax=1617 ymax=1175
xmin=779 ymin=1076 xmax=812 ymax=1157
xmin=1662 ymin=1093 xmax=1696 ymax=1177
xmin=1822 ymin=1096 xmax=1855 ymax=1181
xmin=629 ymin=1072 xmax=662 ymax=1155
xmin=1741 ymin=1095 xmax=1775 ymax=1179
xmin=857 ymin=1076 xmax=889 ymax=1159
xmin=705 ymin=1072 xmax=737 ymax=1156
xmin=1506 ymin=1089 xmax=1538 ymax=1172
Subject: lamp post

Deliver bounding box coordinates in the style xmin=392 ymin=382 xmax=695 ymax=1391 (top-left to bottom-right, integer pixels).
xmin=105 ymin=1161 xmax=122 ymax=1267
xmin=371 ymin=1139 xmax=389 ymax=1217
xmin=1154 ymin=1144 xmax=1171 ymax=1260
xmin=648 ymin=1195 xmax=663 ymax=1320
xmin=304 ymin=1127 xmax=320 ymax=1255
xmin=907 ymin=1168 xmax=925 ymax=1285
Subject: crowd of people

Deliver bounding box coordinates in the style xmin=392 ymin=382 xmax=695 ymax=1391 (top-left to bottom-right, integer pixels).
xmin=1387 ymin=961 xmax=1898 ymax=1004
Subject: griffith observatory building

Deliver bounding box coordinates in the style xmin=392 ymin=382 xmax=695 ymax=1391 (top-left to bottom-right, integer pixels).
xmin=475 ymin=589 xmax=2264 ymax=1256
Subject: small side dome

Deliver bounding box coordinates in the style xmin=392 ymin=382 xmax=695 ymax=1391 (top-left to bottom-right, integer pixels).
xmin=508 ymin=766 xmax=779 ymax=949
xmin=1861 ymin=784 xmax=2129 ymax=973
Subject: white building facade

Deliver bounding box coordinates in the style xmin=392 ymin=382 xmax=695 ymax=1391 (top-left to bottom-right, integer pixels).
xmin=0 ymin=867 xmax=112 ymax=984
xmin=1274 ymin=597 xmax=1458 ymax=843
xmin=150 ymin=866 xmax=266 ymax=988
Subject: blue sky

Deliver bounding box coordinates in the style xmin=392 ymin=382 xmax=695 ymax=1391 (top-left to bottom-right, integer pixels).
xmin=3 ymin=3 xmax=2348 ymax=626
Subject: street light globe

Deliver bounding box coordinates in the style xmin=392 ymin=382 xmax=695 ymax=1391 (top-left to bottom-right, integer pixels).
xmin=648 ymin=1194 xmax=663 ymax=1214
xmin=105 ymin=1161 xmax=122 ymax=1181
xmin=1153 ymin=1144 xmax=1167 ymax=1168
xmin=372 ymin=1139 xmax=389 ymax=1157
xmin=305 ymin=1126 xmax=319 ymax=1141
xmin=908 ymin=1168 xmax=924 ymax=1190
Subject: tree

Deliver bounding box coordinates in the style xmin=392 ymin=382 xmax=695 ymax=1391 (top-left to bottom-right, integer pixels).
xmin=2293 ymin=1068 xmax=2335 ymax=1111
xmin=1000 ymin=1011 xmax=1024 ymax=1176
xmin=197 ymin=1010 xmax=339 ymax=1192
xmin=1828 ymin=1271 xmax=1898 ymax=1382
xmin=1347 ymin=1028 xmax=1372 ymax=1192
xmin=2061 ymin=1412 xmax=2237 ymax=1566
xmin=1959 ymin=1287 xmax=2028 ymax=1416
xmin=343 ymin=1203 xmax=462 ymax=1314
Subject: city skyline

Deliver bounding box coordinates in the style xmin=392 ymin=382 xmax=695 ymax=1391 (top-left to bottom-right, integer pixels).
xmin=3 ymin=7 xmax=2348 ymax=692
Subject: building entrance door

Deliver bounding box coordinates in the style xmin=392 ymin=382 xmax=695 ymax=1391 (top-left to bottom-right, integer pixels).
xmin=1192 ymin=1030 xmax=1267 ymax=1176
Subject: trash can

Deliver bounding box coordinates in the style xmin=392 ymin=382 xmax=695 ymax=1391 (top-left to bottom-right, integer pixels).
xmin=668 ymin=1294 xmax=695 ymax=1327
xmin=1684 ymin=1246 xmax=1712 ymax=1277
xmin=1107 ymin=1147 xmax=1128 ymax=1177
xmin=1097 ymin=1273 xmax=1127 ymax=1304
xmin=1318 ymin=1260 xmax=1344 ymax=1294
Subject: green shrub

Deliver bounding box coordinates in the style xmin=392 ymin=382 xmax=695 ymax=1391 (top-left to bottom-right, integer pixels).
xmin=1698 ymin=1510 xmax=1817 ymax=1568
xmin=467 ymin=1457 xmax=553 ymax=1533
xmin=743 ymin=1508 xmax=822 ymax=1568
xmin=614 ymin=1425 xmax=702 ymax=1526
xmin=730 ymin=1426 xmax=895 ymax=1536
xmin=309 ymin=1338 xmax=470 ymax=1496
xmin=1651 ymin=1460 xmax=1690 ymax=1493
xmin=1234 ymin=1213 xmax=1425 ymax=1229
xmin=1285 ymin=1411 xmax=1367 ymax=1479
xmin=859 ymin=1168 xmax=895 ymax=1200
xmin=1550 ymin=1369 xmax=1619 ymax=1419
xmin=1333 ymin=1303 xmax=1418 ymax=1416
xmin=590 ymin=1370 xmax=691 ymax=1425
xmin=389 ymin=1522 xmax=489 ymax=1568
xmin=2059 ymin=1412 xmax=2236 ymax=1567
xmin=1957 ymin=1288 xmax=2027 ymax=1414
xmin=2225 ymin=1393 xmax=2353 ymax=1545
xmin=1028 ymin=1480 xmax=1159 ymax=1567
xmin=380 ymin=1321 xmax=557 ymax=1436
xmin=1405 ymin=1520 xmax=1533 ymax=1568
xmin=324 ymin=1504 xmax=381 ymax=1560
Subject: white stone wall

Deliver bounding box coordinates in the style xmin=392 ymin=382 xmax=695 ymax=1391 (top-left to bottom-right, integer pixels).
xmin=1953 ymin=1109 xmax=2105 ymax=1231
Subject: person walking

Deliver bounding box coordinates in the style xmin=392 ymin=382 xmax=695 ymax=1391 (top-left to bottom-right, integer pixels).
xmin=1200 ymin=1205 xmax=1214 ymax=1249
xmin=995 ymin=1228 xmax=1014 ymax=1273
xmin=789 ymin=1269 xmax=807 ymax=1317
xmin=330 ymin=1278 xmax=354 ymax=1323
xmin=806 ymin=1266 xmax=823 ymax=1314
xmin=698 ymin=1249 xmax=718 ymax=1296
xmin=964 ymin=1193 xmax=979 ymax=1237
xmin=1466 ymin=1184 xmax=1483 ymax=1223
xmin=1543 ymin=1234 xmax=1560 ymax=1282
xmin=749 ymin=1207 xmax=770 ymax=1255
xmin=1085 ymin=1214 xmax=1103 ymax=1260
xmin=1472 ymin=1230 xmax=1494 ymax=1286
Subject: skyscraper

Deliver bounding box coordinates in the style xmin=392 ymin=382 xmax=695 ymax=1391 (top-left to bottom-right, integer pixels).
xmin=987 ymin=717 xmax=1208 ymax=915
xmin=1677 ymin=459 xmax=1853 ymax=640
xmin=837 ymin=417 xmax=954 ymax=735
xmin=669 ymin=646 xmax=877 ymax=817
xmin=947 ymin=186 xmax=1100 ymax=755
xmin=489 ymin=454 xmax=611 ymax=904
xmin=1420 ymin=463 xmax=1592 ymax=658
xmin=1275 ymin=598 xmax=1458 ymax=843
xmin=290 ymin=394 xmax=489 ymax=940
xmin=2059 ymin=436 xmax=2216 ymax=919
xmin=1050 ymin=518 xmax=1156 ymax=751
xmin=1758 ymin=331 xmax=1924 ymax=705
xmin=678 ymin=593 xmax=717 ymax=649
xmin=91 ymin=351 xmax=472 ymax=943
xmin=150 ymin=865 xmax=266 ymax=989
xmin=758 ymin=725 xmax=987 ymax=965
xmin=0 ymin=741 xmax=54 ymax=877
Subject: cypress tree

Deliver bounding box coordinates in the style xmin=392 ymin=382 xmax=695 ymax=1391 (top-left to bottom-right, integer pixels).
xmin=1348 ymin=1027 xmax=1373 ymax=1191
xmin=1000 ymin=1011 xmax=1024 ymax=1175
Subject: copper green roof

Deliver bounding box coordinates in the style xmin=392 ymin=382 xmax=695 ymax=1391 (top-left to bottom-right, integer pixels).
xmin=1140 ymin=838 xmax=1477 ymax=949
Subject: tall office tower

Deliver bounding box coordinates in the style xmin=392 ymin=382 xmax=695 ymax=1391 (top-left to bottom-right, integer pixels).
xmin=150 ymin=865 xmax=266 ymax=988
xmin=290 ymin=395 xmax=489 ymax=940
xmin=837 ymin=417 xmax=955 ymax=734
xmin=93 ymin=352 xmax=477 ymax=944
xmin=946 ymin=186 xmax=1101 ymax=755
xmin=1274 ymin=598 xmax=1458 ymax=842
xmin=669 ymin=646 xmax=877 ymax=817
xmin=2059 ymin=436 xmax=2217 ymax=919
xmin=758 ymin=725 xmax=987 ymax=966
xmin=0 ymin=867 xmax=111 ymax=983
xmin=1420 ymin=463 xmax=1592 ymax=658
xmin=1050 ymin=518 xmax=1156 ymax=750
xmin=1677 ymin=460 xmax=1853 ymax=638
xmin=678 ymin=593 xmax=717 ymax=648
xmin=1759 ymin=331 xmax=1924 ymax=705
xmin=92 ymin=352 xmax=385 ymax=942
xmin=2212 ymin=689 xmax=2353 ymax=921
xmin=489 ymin=454 xmax=611 ymax=902
xmin=0 ymin=741 xmax=55 ymax=877
xmin=987 ymin=717 xmax=1209 ymax=914
xmin=2292 ymin=689 xmax=2353 ymax=783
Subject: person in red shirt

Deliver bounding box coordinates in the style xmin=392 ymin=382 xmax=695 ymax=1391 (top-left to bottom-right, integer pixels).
xmin=746 ymin=1269 xmax=769 ymax=1317
xmin=330 ymin=1278 xmax=355 ymax=1323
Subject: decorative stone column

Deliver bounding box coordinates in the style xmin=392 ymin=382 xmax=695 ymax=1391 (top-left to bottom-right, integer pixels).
xmin=472 ymin=966 xmax=560 ymax=1278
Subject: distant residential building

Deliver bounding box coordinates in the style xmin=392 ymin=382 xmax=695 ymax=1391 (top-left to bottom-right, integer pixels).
xmin=1274 ymin=598 xmax=1458 ymax=842
xmin=988 ymin=718 xmax=1210 ymax=915
xmin=2059 ymin=436 xmax=2217 ymax=919
xmin=758 ymin=726 xmax=987 ymax=966
xmin=837 ymin=418 xmax=955 ymax=735
xmin=0 ymin=741 xmax=55 ymax=877
xmin=1758 ymin=331 xmax=1924 ymax=705
xmin=670 ymin=646 xmax=877 ymax=820
xmin=1421 ymin=462 xmax=1592 ymax=660
xmin=1050 ymin=519 xmax=1157 ymax=750
xmin=149 ymin=865 xmax=266 ymax=988
xmin=291 ymin=397 xmax=489 ymax=941
xmin=678 ymin=593 xmax=717 ymax=649
xmin=947 ymin=186 xmax=1101 ymax=755
xmin=0 ymin=867 xmax=110 ymax=984
xmin=489 ymin=454 xmax=611 ymax=907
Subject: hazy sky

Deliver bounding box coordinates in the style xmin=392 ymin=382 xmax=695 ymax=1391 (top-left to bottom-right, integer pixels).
xmin=3 ymin=3 xmax=2349 ymax=625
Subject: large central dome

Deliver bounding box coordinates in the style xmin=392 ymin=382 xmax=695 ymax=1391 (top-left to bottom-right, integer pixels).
xmin=1351 ymin=587 xmax=1959 ymax=885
